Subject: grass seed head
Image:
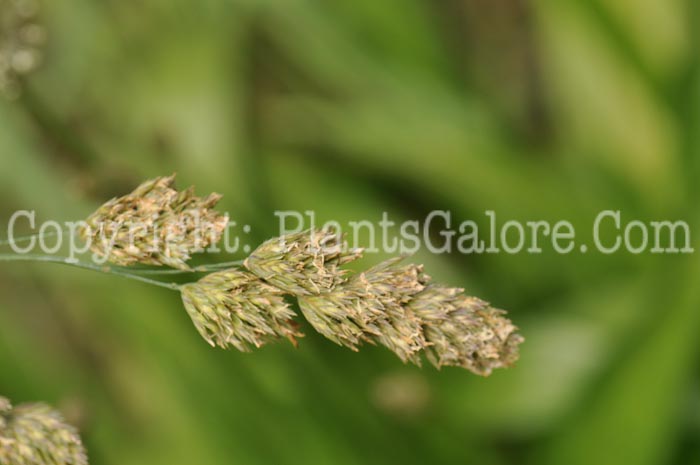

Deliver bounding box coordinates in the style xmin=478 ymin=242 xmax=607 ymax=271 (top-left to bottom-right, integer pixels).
xmin=298 ymin=258 xmax=430 ymax=364
xmin=244 ymin=229 xmax=363 ymax=295
xmin=81 ymin=175 xmax=228 ymax=269
xmin=0 ymin=397 xmax=88 ymax=465
xmin=409 ymin=285 xmax=524 ymax=376
xmin=347 ymin=258 xmax=430 ymax=364
xmin=181 ymin=269 xmax=302 ymax=351
xmin=297 ymin=290 xmax=371 ymax=350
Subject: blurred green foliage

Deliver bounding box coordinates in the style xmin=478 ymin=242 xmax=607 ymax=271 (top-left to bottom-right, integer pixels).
xmin=0 ymin=1 xmax=698 ymax=464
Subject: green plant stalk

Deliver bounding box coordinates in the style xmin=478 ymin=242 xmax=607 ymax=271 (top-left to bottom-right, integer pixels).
xmin=128 ymin=260 xmax=245 ymax=275
xmin=0 ymin=230 xmax=64 ymax=246
xmin=0 ymin=231 xmax=245 ymax=278
xmin=0 ymin=254 xmax=182 ymax=291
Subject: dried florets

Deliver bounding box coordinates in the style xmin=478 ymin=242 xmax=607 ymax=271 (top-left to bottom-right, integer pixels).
xmin=298 ymin=258 xmax=429 ymax=364
xmin=244 ymin=229 xmax=363 ymax=295
xmin=297 ymin=287 xmax=371 ymax=350
xmin=408 ymin=285 xmax=523 ymax=376
xmin=246 ymin=247 xmax=523 ymax=374
xmin=80 ymin=175 xmax=228 ymax=269
xmin=349 ymin=258 xmax=429 ymax=364
xmin=0 ymin=396 xmax=88 ymax=465
xmin=181 ymin=269 xmax=302 ymax=351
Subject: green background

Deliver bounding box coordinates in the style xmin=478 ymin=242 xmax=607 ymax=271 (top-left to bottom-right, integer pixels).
xmin=1 ymin=1 xmax=699 ymax=464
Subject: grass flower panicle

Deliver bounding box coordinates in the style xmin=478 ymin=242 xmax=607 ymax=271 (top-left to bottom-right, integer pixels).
xmin=80 ymin=175 xmax=228 ymax=270
xmin=296 ymin=258 xmax=427 ymax=353
xmin=244 ymin=229 xmax=363 ymax=295
xmin=180 ymin=269 xmax=302 ymax=351
xmin=297 ymin=288 xmax=372 ymax=350
xmin=409 ymin=285 xmax=524 ymax=375
xmin=348 ymin=258 xmax=429 ymax=364
xmin=187 ymin=228 xmax=523 ymax=375
xmin=0 ymin=396 xmax=87 ymax=465
xmin=3 ymin=177 xmax=523 ymax=377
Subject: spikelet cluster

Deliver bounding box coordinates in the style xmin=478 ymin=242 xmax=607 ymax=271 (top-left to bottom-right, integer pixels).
xmin=0 ymin=396 xmax=87 ymax=465
xmin=0 ymin=0 xmax=45 ymax=99
xmin=409 ymin=286 xmax=523 ymax=375
xmin=244 ymin=229 xmax=362 ymax=295
xmin=181 ymin=269 xmax=302 ymax=351
xmin=181 ymin=229 xmax=523 ymax=376
xmin=80 ymin=175 xmax=228 ymax=269
xmin=298 ymin=258 xmax=428 ymax=363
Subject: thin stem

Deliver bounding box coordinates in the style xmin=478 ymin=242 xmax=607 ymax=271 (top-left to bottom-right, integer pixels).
xmin=0 ymin=230 xmax=66 ymax=246
xmin=126 ymin=260 xmax=245 ymax=275
xmin=203 ymin=260 xmax=246 ymax=269
xmin=0 ymin=254 xmax=181 ymax=291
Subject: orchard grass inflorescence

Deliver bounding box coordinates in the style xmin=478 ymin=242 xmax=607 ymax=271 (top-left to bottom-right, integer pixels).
xmin=75 ymin=175 xmax=523 ymax=376
xmin=1 ymin=174 xmax=525 ymax=463
xmin=3 ymin=175 xmax=524 ymax=376
xmin=80 ymin=175 xmax=229 ymax=270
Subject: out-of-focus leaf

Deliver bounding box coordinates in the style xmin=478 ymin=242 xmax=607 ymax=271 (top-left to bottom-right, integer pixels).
xmin=537 ymin=258 xmax=700 ymax=465
xmin=532 ymin=0 xmax=683 ymax=212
